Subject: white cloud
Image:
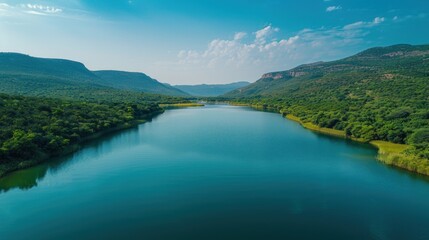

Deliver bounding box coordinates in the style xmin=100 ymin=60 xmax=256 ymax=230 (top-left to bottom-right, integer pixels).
xmin=373 ymin=16 xmax=385 ymax=24
xmin=0 ymin=3 xmax=63 ymax=17
xmin=0 ymin=2 xmax=11 ymax=12
xmin=255 ymin=25 xmax=279 ymax=44
xmin=0 ymin=3 xmax=17 ymax=17
xmin=25 ymin=10 xmax=47 ymax=15
xmin=343 ymin=17 xmax=385 ymax=29
xmin=326 ymin=6 xmax=342 ymax=12
xmin=234 ymin=32 xmax=247 ymax=41
xmin=177 ymin=17 xmax=388 ymax=81
xmin=22 ymin=4 xmax=62 ymax=14
xmin=391 ymin=14 xmax=427 ymax=23
xmin=343 ymin=21 xmax=365 ymax=29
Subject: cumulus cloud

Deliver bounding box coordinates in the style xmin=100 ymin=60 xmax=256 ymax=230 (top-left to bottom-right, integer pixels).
xmin=233 ymin=32 xmax=247 ymax=41
xmin=326 ymin=6 xmax=342 ymax=12
xmin=177 ymin=17 xmax=388 ymax=80
xmin=178 ymin=24 xmax=295 ymax=68
xmin=255 ymin=25 xmax=279 ymax=43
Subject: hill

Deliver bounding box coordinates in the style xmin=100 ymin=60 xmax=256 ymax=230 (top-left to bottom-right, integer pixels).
xmin=226 ymin=44 xmax=429 ymax=97
xmin=0 ymin=52 xmax=98 ymax=82
xmin=94 ymin=70 xmax=188 ymax=97
xmin=175 ymin=81 xmax=250 ymax=96
xmin=0 ymin=53 xmax=187 ymax=99
xmin=224 ymin=44 xmax=429 ymax=174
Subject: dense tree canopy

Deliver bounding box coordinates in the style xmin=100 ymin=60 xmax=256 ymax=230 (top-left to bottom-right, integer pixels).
xmin=0 ymin=94 xmax=161 ymax=165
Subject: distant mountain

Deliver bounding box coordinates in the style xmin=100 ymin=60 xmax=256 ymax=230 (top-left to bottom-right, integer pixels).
xmin=0 ymin=53 xmax=187 ymax=99
xmin=94 ymin=70 xmax=188 ymax=97
xmin=175 ymin=81 xmax=250 ymax=97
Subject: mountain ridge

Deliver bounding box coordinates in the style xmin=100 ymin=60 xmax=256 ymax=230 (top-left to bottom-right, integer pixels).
xmin=225 ymin=44 xmax=429 ymax=97
xmin=0 ymin=52 xmax=187 ymax=97
xmin=175 ymin=81 xmax=250 ymax=96
xmin=93 ymin=70 xmax=188 ymax=96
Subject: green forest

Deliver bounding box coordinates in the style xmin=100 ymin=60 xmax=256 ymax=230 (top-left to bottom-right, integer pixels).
xmin=0 ymin=93 xmax=164 ymax=176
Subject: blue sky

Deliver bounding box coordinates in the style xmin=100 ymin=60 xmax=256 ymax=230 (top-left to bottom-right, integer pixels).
xmin=0 ymin=0 xmax=428 ymax=84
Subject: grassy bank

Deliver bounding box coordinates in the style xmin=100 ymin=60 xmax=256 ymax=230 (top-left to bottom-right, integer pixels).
xmin=235 ymin=103 xmax=429 ymax=176
xmin=370 ymin=141 xmax=429 ymax=176
xmin=0 ymin=111 xmax=163 ymax=178
xmin=285 ymin=114 xmax=347 ymax=139
xmin=159 ymin=103 xmax=204 ymax=108
xmin=286 ymin=113 xmax=429 ymax=175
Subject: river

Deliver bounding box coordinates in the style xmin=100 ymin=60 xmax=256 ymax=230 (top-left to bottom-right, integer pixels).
xmin=1 ymin=105 xmax=429 ymax=239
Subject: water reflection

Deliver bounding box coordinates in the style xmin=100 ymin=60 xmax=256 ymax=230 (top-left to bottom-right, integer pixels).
xmin=0 ymin=123 xmax=145 ymax=193
xmin=252 ymin=107 xmax=429 ymax=183
xmin=0 ymin=164 xmax=48 ymax=192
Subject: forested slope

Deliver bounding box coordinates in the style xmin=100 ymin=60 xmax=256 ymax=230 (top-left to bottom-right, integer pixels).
xmin=0 ymin=53 xmax=186 ymax=98
xmin=224 ymin=44 xmax=429 ymax=174
xmin=94 ymin=70 xmax=188 ymax=97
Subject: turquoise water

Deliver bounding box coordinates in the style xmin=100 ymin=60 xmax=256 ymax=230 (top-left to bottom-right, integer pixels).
xmin=1 ymin=105 xmax=429 ymax=239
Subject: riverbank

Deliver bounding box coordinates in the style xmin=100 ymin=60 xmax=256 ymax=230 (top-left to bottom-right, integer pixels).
xmin=0 ymin=110 xmax=164 ymax=178
xmin=285 ymin=114 xmax=350 ymax=139
xmin=370 ymin=141 xmax=429 ymax=176
xmin=235 ymin=103 xmax=429 ymax=176
xmin=159 ymin=103 xmax=204 ymax=108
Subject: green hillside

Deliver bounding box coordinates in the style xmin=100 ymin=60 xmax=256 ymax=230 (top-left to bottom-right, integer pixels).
xmin=224 ymin=44 xmax=429 ymax=174
xmin=94 ymin=70 xmax=188 ymax=97
xmin=0 ymin=52 xmax=98 ymax=82
xmin=175 ymin=81 xmax=250 ymax=96
xmin=0 ymin=53 xmax=187 ymax=99
xmin=226 ymin=44 xmax=429 ymax=97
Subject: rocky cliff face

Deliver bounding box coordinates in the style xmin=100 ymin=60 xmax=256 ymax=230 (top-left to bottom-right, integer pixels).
xmin=382 ymin=50 xmax=429 ymax=58
xmin=261 ymin=70 xmax=307 ymax=80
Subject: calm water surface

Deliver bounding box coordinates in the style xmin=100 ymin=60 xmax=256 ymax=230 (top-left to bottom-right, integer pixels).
xmin=1 ymin=105 xmax=429 ymax=240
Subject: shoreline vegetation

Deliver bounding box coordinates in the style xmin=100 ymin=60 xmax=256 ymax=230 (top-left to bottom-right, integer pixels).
xmin=159 ymin=103 xmax=204 ymax=108
xmin=0 ymin=111 xmax=163 ymax=178
xmin=232 ymin=103 xmax=429 ymax=176
xmin=0 ymin=100 xmax=203 ymax=179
